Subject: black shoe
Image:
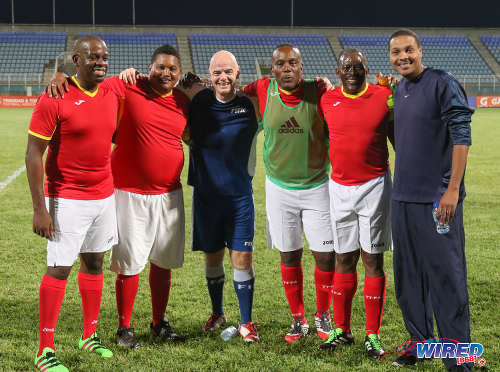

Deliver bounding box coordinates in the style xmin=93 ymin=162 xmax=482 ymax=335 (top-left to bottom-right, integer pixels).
xmin=392 ymin=353 xmax=417 ymax=367
xmin=116 ymin=326 xmax=140 ymax=349
xmin=364 ymin=334 xmax=385 ymax=359
xmin=150 ymin=318 xmax=185 ymax=342
xmin=319 ymin=328 xmax=354 ymax=351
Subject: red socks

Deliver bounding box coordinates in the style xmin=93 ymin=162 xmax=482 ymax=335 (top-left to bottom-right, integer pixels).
xmin=78 ymin=272 xmax=103 ymax=339
xmin=314 ymin=266 xmax=334 ymax=313
xmin=364 ymin=274 xmax=386 ymax=335
xmin=38 ymin=275 xmax=67 ymax=356
xmin=116 ymin=273 xmax=139 ymax=328
xmin=332 ymin=271 xmax=358 ymax=332
xmin=149 ymin=263 xmax=172 ymax=327
xmin=280 ymin=263 xmax=304 ymax=319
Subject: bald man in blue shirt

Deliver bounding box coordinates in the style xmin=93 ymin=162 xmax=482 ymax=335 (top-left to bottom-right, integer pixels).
xmin=388 ymin=29 xmax=473 ymax=372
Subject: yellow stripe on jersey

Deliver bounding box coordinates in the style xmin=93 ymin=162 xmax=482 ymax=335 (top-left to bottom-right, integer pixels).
xmin=71 ymin=75 xmax=98 ymax=97
xmin=28 ymin=129 xmax=52 ymax=141
xmin=341 ymin=83 xmax=369 ymax=98
xmin=151 ymin=87 xmax=173 ymax=97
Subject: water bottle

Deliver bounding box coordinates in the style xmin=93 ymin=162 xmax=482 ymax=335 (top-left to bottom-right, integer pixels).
xmin=220 ymin=326 xmax=238 ymax=341
xmin=432 ymin=202 xmax=450 ymax=234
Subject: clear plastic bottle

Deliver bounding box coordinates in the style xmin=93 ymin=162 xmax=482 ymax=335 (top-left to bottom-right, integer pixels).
xmin=220 ymin=326 xmax=238 ymax=341
xmin=432 ymin=202 xmax=450 ymax=234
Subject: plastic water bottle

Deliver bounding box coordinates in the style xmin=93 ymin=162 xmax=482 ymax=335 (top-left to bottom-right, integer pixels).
xmin=220 ymin=326 xmax=238 ymax=341
xmin=432 ymin=202 xmax=450 ymax=234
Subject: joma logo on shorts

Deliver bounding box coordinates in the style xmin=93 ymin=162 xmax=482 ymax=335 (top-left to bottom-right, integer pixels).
xmin=279 ymin=116 xmax=304 ymax=134
xmin=323 ymin=240 xmax=333 ymax=245
xmin=244 ymin=241 xmax=253 ymax=246
xmin=371 ymin=242 xmax=385 ymax=248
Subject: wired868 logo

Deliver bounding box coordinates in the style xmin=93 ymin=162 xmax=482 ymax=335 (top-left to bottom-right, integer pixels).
xmin=382 ymin=338 xmax=486 ymax=367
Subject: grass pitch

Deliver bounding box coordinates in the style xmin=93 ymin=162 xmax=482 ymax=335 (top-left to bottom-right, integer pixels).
xmin=0 ymin=108 xmax=498 ymax=371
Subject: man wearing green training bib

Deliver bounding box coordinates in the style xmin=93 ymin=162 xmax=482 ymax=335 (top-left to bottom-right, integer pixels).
xmin=244 ymin=44 xmax=335 ymax=343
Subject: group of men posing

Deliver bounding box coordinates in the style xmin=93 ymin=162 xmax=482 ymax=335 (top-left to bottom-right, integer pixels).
xmin=26 ymin=28 xmax=473 ymax=372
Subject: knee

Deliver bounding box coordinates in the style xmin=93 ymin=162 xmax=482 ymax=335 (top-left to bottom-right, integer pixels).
xmin=46 ymin=266 xmax=72 ymax=280
xmin=362 ymin=253 xmax=384 ymax=277
xmin=280 ymin=250 xmax=302 ymax=267
xmin=313 ymin=251 xmax=335 ymax=272
xmin=335 ymin=252 xmax=358 ymax=273
xmin=231 ymin=251 xmax=252 ymax=270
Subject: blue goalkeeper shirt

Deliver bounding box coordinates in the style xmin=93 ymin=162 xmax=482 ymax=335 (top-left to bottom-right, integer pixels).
xmin=187 ymin=89 xmax=259 ymax=196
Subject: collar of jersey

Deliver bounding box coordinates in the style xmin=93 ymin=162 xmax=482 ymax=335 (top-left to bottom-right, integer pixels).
xmin=279 ymin=80 xmax=303 ymax=95
xmin=71 ymin=75 xmax=98 ymax=97
xmin=151 ymin=86 xmax=173 ymax=97
xmin=341 ymin=83 xmax=369 ymax=98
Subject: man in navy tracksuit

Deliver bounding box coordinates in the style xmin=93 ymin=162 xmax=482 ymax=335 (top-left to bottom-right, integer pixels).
xmin=388 ymin=29 xmax=474 ymax=372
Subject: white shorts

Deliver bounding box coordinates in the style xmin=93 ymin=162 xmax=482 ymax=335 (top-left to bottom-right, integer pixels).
xmin=329 ymin=172 xmax=392 ymax=254
xmin=110 ymin=188 xmax=185 ymax=275
xmin=45 ymin=195 xmax=117 ymax=267
xmin=265 ymin=177 xmax=334 ymax=253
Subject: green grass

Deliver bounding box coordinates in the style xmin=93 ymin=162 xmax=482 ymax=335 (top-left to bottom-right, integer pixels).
xmin=0 ymin=108 xmax=499 ymax=371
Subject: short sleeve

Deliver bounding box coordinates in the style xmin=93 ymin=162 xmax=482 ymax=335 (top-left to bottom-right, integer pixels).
xmin=243 ymin=80 xmax=260 ymax=97
xmin=28 ymin=94 xmax=59 ymax=140
xmin=101 ymin=76 xmax=126 ymax=98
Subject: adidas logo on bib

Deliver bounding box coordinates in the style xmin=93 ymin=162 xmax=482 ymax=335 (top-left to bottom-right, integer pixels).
xmin=279 ymin=116 xmax=304 ymax=134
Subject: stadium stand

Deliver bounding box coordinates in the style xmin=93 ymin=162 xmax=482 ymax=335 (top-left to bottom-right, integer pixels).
xmin=481 ymin=35 xmax=500 ymax=63
xmin=80 ymin=32 xmax=178 ymax=75
xmin=0 ymin=31 xmax=65 ymax=76
xmin=190 ymin=33 xmax=337 ymax=83
xmin=339 ymin=34 xmax=495 ymax=77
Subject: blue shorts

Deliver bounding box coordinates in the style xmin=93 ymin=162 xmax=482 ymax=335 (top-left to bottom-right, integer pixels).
xmin=191 ymin=190 xmax=254 ymax=253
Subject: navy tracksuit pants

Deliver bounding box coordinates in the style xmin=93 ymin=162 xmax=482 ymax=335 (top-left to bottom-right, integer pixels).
xmin=392 ymin=201 xmax=472 ymax=371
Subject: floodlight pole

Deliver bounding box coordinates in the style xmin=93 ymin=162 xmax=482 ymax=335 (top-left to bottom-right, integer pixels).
xmin=52 ymin=0 xmax=56 ymax=25
xmin=132 ymin=0 xmax=136 ymax=26
xmin=290 ymin=0 xmax=294 ymax=28
xmin=11 ymin=0 xmax=14 ymax=25
xmin=92 ymin=0 xmax=95 ymax=26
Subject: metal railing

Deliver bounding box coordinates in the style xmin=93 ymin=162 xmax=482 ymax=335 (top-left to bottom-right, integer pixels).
xmin=0 ymin=72 xmax=498 ymax=96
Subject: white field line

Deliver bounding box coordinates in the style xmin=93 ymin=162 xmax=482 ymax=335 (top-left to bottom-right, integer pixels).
xmin=0 ymin=165 xmax=26 ymax=193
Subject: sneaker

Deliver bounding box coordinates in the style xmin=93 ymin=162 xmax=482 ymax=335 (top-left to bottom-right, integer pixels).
xmin=202 ymin=313 xmax=227 ymax=332
xmin=364 ymin=334 xmax=385 ymax=359
xmin=34 ymin=347 xmax=69 ymax=372
xmin=284 ymin=317 xmax=309 ymax=343
xmin=392 ymin=353 xmax=417 ymax=367
xmin=314 ymin=311 xmax=333 ymax=340
xmin=319 ymin=327 xmax=354 ymax=351
xmin=79 ymin=332 xmax=113 ymax=358
xmin=238 ymin=321 xmax=259 ymax=342
xmin=116 ymin=326 xmax=140 ymax=349
xmin=150 ymin=318 xmax=184 ymax=342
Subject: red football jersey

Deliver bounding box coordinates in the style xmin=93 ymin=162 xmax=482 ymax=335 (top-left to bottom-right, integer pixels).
xmin=244 ymin=77 xmax=325 ymax=116
xmin=28 ymin=76 xmax=119 ymax=200
xmin=320 ymin=83 xmax=392 ymax=186
xmin=103 ymin=77 xmax=190 ymax=195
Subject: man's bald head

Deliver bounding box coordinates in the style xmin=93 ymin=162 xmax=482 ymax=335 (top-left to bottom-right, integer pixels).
xmin=209 ymin=50 xmax=239 ymax=73
xmin=71 ymin=35 xmax=109 ymax=88
xmin=209 ymin=50 xmax=240 ymax=102
xmin=338 ymin=48 xmax=367 ymax=69
xmin=271 ymin=44 xmax=303 ymax=91
xmin=73 ymin=35 xmax=106 ymax=56
xmin=272 ymin=43 xmax=302 ymax=62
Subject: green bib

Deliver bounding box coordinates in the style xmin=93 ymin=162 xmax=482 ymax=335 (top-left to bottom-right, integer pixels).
xmin=260 ymin=78 xmax=329 ymax=190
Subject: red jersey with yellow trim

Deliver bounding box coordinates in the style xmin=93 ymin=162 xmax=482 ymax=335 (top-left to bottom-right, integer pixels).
xmin=103 ymin=77 xmax=190 ymax=195
xmin=28 ymin=76 xmax=119 ymax=200
xmin=320 ymin=83 xmax=392 ymax=186
xmin=244 ymin=77 xmax=326 ymax=115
